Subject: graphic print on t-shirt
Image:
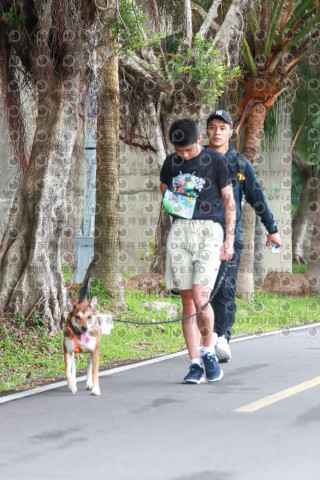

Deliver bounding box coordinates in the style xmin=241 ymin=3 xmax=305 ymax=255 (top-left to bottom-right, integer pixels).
xmin=172 ymin=171 xmax=206 ymax=197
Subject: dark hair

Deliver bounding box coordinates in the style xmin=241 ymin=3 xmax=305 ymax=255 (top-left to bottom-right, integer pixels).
xmin=169 ymin=118 xmax=199 ymax=146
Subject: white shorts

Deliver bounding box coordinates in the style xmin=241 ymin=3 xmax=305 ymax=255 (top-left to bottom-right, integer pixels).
xmin=165 ymin=219 xmax=223 ymax=291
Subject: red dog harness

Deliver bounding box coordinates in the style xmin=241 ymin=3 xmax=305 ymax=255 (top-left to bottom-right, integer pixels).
xmin=68 ymin=326 xmax=81 ymax=354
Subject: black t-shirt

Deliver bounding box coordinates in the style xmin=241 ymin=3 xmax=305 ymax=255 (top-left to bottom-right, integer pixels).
xmin=160 ymin=147 xmax=233 ymax=221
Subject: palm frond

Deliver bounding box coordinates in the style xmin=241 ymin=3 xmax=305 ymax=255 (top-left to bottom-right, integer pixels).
xmin=247 ymin=9 xmax=259 ymax=57
xmin=275 ymin=0 xmax=316 ymax=46
xmin=262 ymin=0 xmax=287 ymax=58
xmin=284 ymin=16 xmax=320 ymax=52
xmin=242 ymin=36 xmax=257 ymax=75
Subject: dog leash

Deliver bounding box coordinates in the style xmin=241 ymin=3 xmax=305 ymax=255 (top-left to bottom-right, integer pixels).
xmin=111 ymin=260 xmax=230 ymax=326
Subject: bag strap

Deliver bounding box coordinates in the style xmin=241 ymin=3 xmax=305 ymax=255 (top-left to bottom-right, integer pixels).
xmin=236 ymin=153 xmax=246 ymax=210
xmin=68 ymin=325 xmax=81 ymax=354
xmin=237 ymin=153 xmax=246 ymax=177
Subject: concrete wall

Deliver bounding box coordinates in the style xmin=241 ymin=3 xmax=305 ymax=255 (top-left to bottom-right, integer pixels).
xmin=119 ymin=147 xmax=162 ymax=276
xmin=254 ymin=104 xmax=293 ymax=287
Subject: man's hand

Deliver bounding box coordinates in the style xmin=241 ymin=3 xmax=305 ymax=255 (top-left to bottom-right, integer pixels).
xmin=220 ymin=183 xmax=236 ymax=261
xmin=220 ymin=238 xmax=234 ymax=260
xmin=266 ymin=232 xmax=282 ymax=248
xmin=160 ymin=182 xmax=168 ymax=196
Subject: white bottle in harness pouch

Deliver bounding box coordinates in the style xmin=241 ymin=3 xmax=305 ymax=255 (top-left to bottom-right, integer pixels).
xmin=99 ymin=313 xmax=114 ymax=334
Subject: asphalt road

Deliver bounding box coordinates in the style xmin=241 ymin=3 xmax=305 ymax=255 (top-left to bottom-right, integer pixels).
xmin=0 ymin=324 xmax=319 ymax=480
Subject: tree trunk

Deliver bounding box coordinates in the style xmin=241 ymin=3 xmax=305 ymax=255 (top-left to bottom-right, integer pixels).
xmin=0 ymin=79 xmax=81 ymax=331
xmin=292 ymin=178 xmax=316 ymax=264
xmin=237 ymin=102 xmax=267 ymax=300
xmin=237 ymin=203 xmax=256 ymax=301
xmin=151 ymin=204 xmax=172 ymax=275
xmin=94 ymin=28 xmax=124 ymax=303
xmin=148 ymin=100 xmax=171 ymax=275
xmin=306 ymin=188 xmax=320 ymax=293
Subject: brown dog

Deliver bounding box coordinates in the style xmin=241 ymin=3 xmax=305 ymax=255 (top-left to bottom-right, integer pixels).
xmin=64 ymin=261 xmax=102 ymax=395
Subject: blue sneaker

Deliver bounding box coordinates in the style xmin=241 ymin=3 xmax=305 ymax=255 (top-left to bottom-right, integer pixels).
xmin=202 ymin=352 xmax=223 ymax=382
xmin=183 ymin=364 xmax=205 ymax=384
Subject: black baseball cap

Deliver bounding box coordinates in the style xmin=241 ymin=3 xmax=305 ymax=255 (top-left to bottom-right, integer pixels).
xmin=207 ymin=109 xmax=233 ymax=127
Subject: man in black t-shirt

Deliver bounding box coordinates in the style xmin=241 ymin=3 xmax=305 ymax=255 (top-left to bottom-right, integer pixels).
xmin=160 ymin=118 xmax=236 ymax=384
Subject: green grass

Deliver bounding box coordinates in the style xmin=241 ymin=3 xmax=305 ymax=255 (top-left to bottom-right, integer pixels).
xmin=234 ymin=291 xmax=319 ymax=336
xmin=292 ymin=263 xmax=307 ymax=274
xmin=1 ymin=286 xmax=319 ymax=393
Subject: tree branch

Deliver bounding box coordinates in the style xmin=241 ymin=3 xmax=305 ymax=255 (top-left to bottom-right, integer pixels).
xmin=148 ymin=0 xmax=171 ymax=80
xmin=119 ymin=53 xmax=173 ymax=94
xmin=146 ymin=99 xmax=167 ymax=166
xmin=198 ymin=0 xmax=222 ymax=40
xmin=210 ymin=0 xmax=254 ymax=66
xmin=94 ymin=0 xmax=118 ymax=13
xmin=292 ymin=150 xmax=311 ymax=178
xmin=120 ymin=53 xmax=155 ymax=80
xmin=183 ymin=0 xmax=193 ymax=50
xmin=192 ymin=2 xmax=220 ymax=34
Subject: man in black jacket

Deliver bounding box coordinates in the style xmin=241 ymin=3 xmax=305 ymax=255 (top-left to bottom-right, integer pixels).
xmin=206 ymin=110 xmax=282 ymax=362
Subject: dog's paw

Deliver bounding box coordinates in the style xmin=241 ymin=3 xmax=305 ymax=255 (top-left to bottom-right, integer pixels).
xmin=86 ymin=382 xmax=93 ymax=390
xmin=91 ymin=385 xmax=100 ymax=396
xmin=68 ymin=382 xmax=77 ymax=394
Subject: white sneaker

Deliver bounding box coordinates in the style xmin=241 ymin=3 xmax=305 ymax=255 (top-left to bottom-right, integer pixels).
xmin=215 ymin=336 xmax=231 ymax=363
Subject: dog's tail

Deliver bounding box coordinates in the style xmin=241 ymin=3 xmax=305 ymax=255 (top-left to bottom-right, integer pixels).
xmin=78 ymin=260 xmax=96 ymax=303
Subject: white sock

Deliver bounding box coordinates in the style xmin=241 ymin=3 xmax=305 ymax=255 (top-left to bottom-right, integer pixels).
xmin=191 ymin=358 xmax=203 ymax=367
xmin=202 ymin=345 xmax=214 ymax=356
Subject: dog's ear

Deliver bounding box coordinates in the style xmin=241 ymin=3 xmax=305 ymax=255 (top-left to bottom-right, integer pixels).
xmin=68 ymin=297 xmax=76 ymax=312
xmin=90 ymin=295 xmax=98 ymax=312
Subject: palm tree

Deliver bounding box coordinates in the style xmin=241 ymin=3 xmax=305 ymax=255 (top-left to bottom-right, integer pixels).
xmin=236 ymin=0 xmax=320 ymax=299
xmin=93 ymin=2 xmax=125 ymax=305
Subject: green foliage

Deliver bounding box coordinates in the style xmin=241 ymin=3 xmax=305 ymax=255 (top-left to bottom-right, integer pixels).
xmin=4 ymin=6 xmax=27 ymax=27
xmin=109 ymin=0 xmax=163 ymax=54
xmin=167 ymin=35 xmax=241 ymax=105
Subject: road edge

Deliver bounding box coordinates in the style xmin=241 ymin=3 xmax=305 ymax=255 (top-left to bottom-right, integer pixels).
xmin=1 ymin=321 xmax=319 ymax=404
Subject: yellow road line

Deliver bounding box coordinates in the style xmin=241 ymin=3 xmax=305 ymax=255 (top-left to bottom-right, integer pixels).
xmin=234 ymin=376 xmax=320 ymax=413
